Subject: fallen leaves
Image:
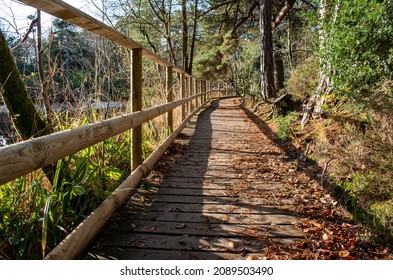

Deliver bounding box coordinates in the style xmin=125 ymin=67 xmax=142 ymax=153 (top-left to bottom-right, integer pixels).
xmin=176 ymin=223 xmax=186 ymax=229
xmin=147 ymin=225 xmax=157 ymax=231
xmin=339 ymin=250 xmax=350 ymax=258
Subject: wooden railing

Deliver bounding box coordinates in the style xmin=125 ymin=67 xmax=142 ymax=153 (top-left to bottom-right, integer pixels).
xmin=0 ymin=0 xmax=235 ymax=259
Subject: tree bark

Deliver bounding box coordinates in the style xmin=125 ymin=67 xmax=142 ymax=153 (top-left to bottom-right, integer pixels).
xmin=181 ymin=0 xmax=189 ymax=72
xmin=187 ymin=0 xmax=199 ymax=75
xmin=274 ymin=42 xmax=285 ymax=91
xmin=259 ymin=0 xmax=276 ymax=100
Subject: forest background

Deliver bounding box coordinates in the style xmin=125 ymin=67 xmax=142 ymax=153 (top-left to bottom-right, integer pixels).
xmin=0 ymin=0 xmax=392 ymax=259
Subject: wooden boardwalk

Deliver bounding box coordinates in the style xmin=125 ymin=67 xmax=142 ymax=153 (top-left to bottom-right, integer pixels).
xmin=85 ymin=97 xmax=304 ymax=260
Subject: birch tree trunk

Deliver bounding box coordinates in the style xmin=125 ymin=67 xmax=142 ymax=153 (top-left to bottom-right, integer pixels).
xmin=301 ymin=0 xmax=335 ymax=128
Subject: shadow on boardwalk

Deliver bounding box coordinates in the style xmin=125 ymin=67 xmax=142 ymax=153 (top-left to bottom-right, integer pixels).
xmin=84 ymin=98 xmax=305 ymax=260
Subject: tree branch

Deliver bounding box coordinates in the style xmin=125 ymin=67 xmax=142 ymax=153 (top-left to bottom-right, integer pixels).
xmin=198 ymin=0 xmax=237 ymax=19
xmin=231 ymin=0 xmax=259 ymax=36
xmin=272 ymin=0 xmax=296 ymax=29
xmin=11 ymin=17 xmax=37 ymax=50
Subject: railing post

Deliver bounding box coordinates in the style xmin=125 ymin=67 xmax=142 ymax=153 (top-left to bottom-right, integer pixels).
xmin=201 ymin=80 xmax=204 ymax=104
xmin=181 ymin=73 xmax=186 ymax=121
xmin=194 ymin=79 xmax=199 ymax=108
xmin=166 ymin=66 xmax=174 ymax=135
xmin=130 ymin=48 xmax=143 ymax=171
xmin=188 ymin=77 xmax=194 ymax=112
xmin=186 ymin=77 xmax=192 ymax=115
xmin=198 ymin=80 xmax=203 ymax=106
xmin=207 ymin=80 xmax=211 ymax=101
xmin=203 ymin=80 xmax=207 ymax=103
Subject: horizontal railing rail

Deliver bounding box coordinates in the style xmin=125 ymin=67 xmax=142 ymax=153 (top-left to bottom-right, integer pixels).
xmin=0 ymin=92 xmax=205 ymax=186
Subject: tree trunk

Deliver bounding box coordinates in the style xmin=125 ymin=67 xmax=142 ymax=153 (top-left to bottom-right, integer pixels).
xmin=94 ymin=35 xmax=102 ymax=101
xmin=187 ymin=0 xmax=199 ymax=75
xmin=287 ymin=16 xmax=294 ymax=71
xmin=181 ymin=0 xmax=189 ymax=72
xmin=274 ymin=42 xmax=285 ymax=91
xmin=36 ymin=10 xmax=52 ymax=122
xmin=259 ymin=0 xmax=276 ymax=100
xmin=301 ymin=0 xmax=335 ymax=128
xmin=0 ymin=29 xmax=56 ymax=183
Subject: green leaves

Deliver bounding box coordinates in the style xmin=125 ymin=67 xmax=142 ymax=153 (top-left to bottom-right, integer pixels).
xmin=322 ymin=0 xmax=393 ymax=96
xmin=104 ymin=167 xmax=123 ymax=182
xmin=71 ymin=185 xmax=86 ymax=197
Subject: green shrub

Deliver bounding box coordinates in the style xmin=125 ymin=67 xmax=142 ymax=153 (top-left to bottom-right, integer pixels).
xmin=323 ymin=0 xmax=393 ymax=96
xmin=276 ymin=112 xmax=298 ymax=141
xmin=286 ymin=56 xmax=319 ymax=101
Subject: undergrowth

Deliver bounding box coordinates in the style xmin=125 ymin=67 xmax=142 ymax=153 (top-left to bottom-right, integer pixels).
xmin=280 ymin=80 xmax=393 ymax=244
xmin=276 ymin=112 xmax=298 ymax=141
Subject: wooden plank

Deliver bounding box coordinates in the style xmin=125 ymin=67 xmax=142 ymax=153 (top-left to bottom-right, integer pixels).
xmin=113 ymin=221 xmax=303 ymax=238
xmin=85 ymin=248 xmax=247 ymax=260
xmin=150 ymin=195 xmax=294 ymax=206
xmin=133 ymin=202 xmax=296 ymax=215
xmin=92 ymin=233 xmax=268 ymax=253
xmin=161 ymin=173 xmax=273 ymax=181
xmin=168 ymin=168 xmax=272 ymax=176
xmin=155 ymin=185 xmax=283 ymax=195
xmin=159 ymin=178 xmax=283 ymax=187
xmin=122 ymin=212 xmax=298 ymax=225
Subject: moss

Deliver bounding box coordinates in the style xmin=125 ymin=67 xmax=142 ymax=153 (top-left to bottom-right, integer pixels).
xmin=335 ymin=181 xmax=393 ymax=245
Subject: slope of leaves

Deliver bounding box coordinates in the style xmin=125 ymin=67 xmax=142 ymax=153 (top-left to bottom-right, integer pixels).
xmin=242 ymin=105 xmax=392 ymax=260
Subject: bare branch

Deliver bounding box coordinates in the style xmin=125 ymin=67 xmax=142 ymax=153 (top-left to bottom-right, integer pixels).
xmin=231 ymin=0 xmax=259 ymax=36
xmin=11 ymin=17 xmax=37 ymax=50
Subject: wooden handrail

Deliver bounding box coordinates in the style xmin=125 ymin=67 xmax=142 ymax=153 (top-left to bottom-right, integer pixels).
xmin=0 ymin=93 xmax=207 ymax=186
xmin=19 ymin=0 xmax=191 ymax=76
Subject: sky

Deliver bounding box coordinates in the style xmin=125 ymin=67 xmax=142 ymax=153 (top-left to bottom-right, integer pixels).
xmin=0 ymin=0 xmax=99 ymax=36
